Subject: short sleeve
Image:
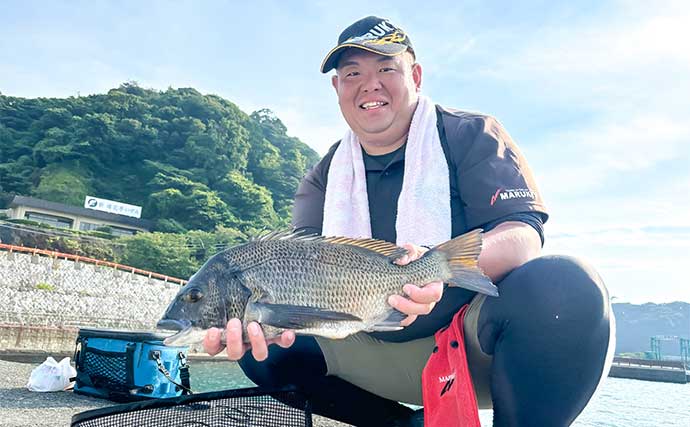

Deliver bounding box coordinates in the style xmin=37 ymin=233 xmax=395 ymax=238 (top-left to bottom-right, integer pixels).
xmin=452 ymin=116 xmax=548 ymax=229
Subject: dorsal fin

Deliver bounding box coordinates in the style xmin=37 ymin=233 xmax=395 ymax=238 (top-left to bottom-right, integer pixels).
xmin=251 ymin=230 xmax=408 ymax=261
xmin=323 ymin=236 xmax=408 ymax=260
xmin=251 ymin=229 xmax=325 ymax=242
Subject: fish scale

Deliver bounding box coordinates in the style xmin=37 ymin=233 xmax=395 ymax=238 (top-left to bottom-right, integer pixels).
xmin=236 ymin=240 xmax=419 ymax=318
xmin=158 ymin=230 xmax=497 ymax=345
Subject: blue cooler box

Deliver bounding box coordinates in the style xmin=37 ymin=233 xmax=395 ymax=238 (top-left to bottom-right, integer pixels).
xmin=73 ymin=328 xmax=190 ymax=402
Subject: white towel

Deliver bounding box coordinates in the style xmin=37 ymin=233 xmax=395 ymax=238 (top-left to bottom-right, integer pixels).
xmin=322 ymin=95 xmax=451 ymax=247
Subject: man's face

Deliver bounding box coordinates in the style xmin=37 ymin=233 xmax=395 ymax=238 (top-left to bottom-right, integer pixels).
xmin=332 ymin=49 xmax=422 ymax=153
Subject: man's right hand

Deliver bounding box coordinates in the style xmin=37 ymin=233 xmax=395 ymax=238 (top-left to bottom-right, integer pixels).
xmin=202 ymin=318 xmax=296 ymax=362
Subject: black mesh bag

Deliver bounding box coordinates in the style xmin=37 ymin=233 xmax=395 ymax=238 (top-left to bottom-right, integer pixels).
xmin=71 ymin=386 xmax=312 ymax=427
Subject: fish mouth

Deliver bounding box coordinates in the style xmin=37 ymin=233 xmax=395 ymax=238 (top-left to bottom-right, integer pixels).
xmin=156 ymin=319 xmax=205 ymax=346
xmin=157 ymin=318 xmax=191 ymax=332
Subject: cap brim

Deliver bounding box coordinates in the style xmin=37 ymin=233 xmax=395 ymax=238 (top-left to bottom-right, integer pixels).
xmin=320 ymin=43 xmax=408 ymax=73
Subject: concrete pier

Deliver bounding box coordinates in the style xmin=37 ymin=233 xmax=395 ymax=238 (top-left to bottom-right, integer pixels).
xmin=609 ymin=357 xmax=688 ymax=384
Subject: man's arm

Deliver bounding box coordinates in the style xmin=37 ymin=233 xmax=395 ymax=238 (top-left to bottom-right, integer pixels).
xmin=478 ymin=221 xmax=542 ymax=282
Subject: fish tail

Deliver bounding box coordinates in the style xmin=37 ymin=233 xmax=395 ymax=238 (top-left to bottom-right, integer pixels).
xmin=428 ymin=229 xmax=498 ymax=296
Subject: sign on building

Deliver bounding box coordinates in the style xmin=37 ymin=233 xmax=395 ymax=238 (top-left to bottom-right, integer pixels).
xmin=84 ymin=196 xmax=142 ymax=219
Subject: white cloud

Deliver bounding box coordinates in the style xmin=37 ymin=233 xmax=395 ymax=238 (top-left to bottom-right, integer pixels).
xmin=532 ymin=114 xmax=690 ymax=196
xmin=543 ymin=225 xmax=690 ymax=303
xmin=458 ymin=2 xmax=690 ymax=119
xmin=544 ymin=191 xmax=690 ymax=236
xmin=1 ymin=62 xmax=129 ymax=99
xmin=582 ymin=117 xmax=687 ymax=171
xmin=546 ymin=226 xmax=690 ymax=249
xmin=228 ymin=94 xmax=345 ymax=155
xmin=272 ymin=104 xmax=346 ymax=155
xmin=512 ymin=11 xmax=689 ymax=74
xmin=483 ymin=2 xmax=690 ymax=75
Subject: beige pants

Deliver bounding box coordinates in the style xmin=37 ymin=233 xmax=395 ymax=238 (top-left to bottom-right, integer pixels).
xmin=315 ymin=294 xmax=493 ymax=408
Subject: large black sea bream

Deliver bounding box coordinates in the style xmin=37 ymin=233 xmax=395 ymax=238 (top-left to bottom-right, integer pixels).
xmin=158 ymin=230 xmax=496 ymax=345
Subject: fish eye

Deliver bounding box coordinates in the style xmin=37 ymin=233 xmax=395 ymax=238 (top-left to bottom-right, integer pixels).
xmin=183 ymin=288 xmax=204 ymax=303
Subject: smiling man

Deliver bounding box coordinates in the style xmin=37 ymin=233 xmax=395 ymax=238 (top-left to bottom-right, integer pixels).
xmin=204 ymin=16 xmax=615 ymax=427
xmin=332 ymin=48 xmax=421 ymax=155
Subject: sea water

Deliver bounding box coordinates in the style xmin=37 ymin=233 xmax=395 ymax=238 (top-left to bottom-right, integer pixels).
xmin=189 ymin=361 xmax=690 ymax=427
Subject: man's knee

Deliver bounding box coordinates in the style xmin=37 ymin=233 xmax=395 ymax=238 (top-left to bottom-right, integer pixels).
xmin=503 ymin=255 xmax=609 ymax=309
xmin=479 ymin=255 xmax=612 ymax=354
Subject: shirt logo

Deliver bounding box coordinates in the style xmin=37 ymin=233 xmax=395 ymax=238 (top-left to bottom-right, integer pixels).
xmin=490 ymin=188 xmax=536 ymax=206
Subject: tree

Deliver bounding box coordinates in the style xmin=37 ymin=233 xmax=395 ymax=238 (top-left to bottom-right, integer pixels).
xmin=119 ymin=232 xmax=197 ymax=279
xmin=217 ymin=171 xmax=278 ymax=229
xmin=146 ymin=173 xmax=237 ymax=232
xmin=0 ymin=155 xmax=34 ymax=195
xmin=32 ymin=165 xmax=92 ymax=206
xmin=0 ymin=86 xmax=319 ymax=233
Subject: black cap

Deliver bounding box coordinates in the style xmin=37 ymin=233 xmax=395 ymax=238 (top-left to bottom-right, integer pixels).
xmin=321 ymin=16 xmax=414 ymax=73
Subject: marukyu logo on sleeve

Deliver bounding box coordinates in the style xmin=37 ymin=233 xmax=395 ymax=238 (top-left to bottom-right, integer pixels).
xmin=490 ymin=188 xmax=537 ymax=206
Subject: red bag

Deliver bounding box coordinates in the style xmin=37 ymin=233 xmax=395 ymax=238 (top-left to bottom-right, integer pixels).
xmin=422 ymin=305 xmax=481 ymax=427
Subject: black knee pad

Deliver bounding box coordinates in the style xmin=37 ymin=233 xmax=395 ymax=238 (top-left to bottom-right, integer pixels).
xmin=480 ymin=256 xmax=615 ymax=425
xmin=478 ymin=255 xmax=612 ymax=355
xmin=504 ymin=255 xmax=607 ymax=302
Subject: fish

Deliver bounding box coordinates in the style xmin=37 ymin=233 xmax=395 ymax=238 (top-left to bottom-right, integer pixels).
xmin=157 ymin=229 xmax=497 ymax=346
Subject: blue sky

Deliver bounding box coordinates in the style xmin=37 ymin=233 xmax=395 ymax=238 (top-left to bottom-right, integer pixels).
xmin=1 ymin=1 xmax=688 ymax=303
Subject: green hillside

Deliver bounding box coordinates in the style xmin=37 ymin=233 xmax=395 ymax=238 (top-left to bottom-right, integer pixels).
xmin=0 ymin=83 xmax=320 ymax=278
xmin=0 ymin=82 xmax=319 ymax=233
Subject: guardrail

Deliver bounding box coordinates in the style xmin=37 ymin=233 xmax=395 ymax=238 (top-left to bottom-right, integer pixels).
xmin=0 ymin=243 xmax=187 ymax=285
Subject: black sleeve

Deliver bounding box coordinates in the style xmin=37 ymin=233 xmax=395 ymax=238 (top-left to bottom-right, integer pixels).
xmin=447 ymin=115 xmax=548 ymax=229
xmin=477 ymin=211 xmax=546 ymax=245
xmin=291 ymin=143 xmax=338 ymax=235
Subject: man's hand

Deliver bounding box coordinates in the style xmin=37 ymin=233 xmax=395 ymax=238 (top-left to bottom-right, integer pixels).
xmin=389 ymin=243 xmax=444 ymax=327
xmin=202 ymin=318 xmax=296 ymax=362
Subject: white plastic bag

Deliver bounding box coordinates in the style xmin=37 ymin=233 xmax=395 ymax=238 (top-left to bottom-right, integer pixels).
xmin=26 ymin=356 xmax=76 ymax=392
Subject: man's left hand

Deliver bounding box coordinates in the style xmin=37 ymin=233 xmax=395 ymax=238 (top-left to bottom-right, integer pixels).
xmin=389 ymin=243 xmax=443 ymax=327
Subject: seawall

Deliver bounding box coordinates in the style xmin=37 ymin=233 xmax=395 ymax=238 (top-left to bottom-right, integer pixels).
xmin=609 ymin=359 xmax=688 ymax=384
xmin=0 ymin=249 xmax=180 ymax=353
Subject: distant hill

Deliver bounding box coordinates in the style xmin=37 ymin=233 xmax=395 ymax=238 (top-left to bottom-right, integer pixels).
xmin=612 ymin=302 xmax=689 ymax=356
xmin=0 ymin=82 xmax=320 ymax=233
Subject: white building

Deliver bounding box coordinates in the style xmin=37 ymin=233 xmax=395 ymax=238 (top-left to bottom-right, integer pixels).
xmin=3 ymin=195 xmax=152 ymax=236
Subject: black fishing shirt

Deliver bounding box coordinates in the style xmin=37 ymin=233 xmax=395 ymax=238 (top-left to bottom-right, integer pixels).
xmin=291 ymin=105 xmax=549 ymax=342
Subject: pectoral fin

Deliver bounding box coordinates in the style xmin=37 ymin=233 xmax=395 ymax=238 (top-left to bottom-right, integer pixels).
xmin=366 ymin=309 xmax=406 ymax=332
xmin=246 ymin=302 xmax=361 ymax=330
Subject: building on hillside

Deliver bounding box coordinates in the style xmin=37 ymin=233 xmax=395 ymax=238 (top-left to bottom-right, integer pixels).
xmin=3 ymin=195 xmax=152 ymax=236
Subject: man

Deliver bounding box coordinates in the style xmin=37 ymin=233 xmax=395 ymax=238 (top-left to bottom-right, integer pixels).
xmin=204 ymin=16 xmax=614 ymax=427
